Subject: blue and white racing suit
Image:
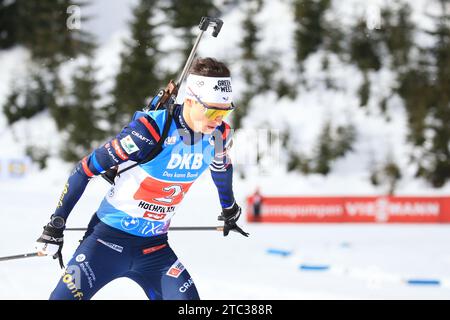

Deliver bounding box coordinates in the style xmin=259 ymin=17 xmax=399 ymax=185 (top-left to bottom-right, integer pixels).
xmin=49 ymin=104 xmax=235 ymax=300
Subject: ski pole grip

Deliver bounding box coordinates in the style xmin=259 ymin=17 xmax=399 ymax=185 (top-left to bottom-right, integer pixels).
xmin=199 ymin=17 xmax=224 ymax=37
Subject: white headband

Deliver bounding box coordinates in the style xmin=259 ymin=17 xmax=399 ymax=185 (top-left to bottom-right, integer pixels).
xmin=185 ymin=74 xmax=233 ymax=104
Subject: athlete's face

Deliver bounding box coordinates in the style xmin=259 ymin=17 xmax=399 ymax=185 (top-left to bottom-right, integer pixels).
xmin=183 ymin=98 xmax=232 ymax=134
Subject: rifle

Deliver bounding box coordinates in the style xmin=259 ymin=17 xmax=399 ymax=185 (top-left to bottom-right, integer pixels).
xmin=101 ymin=17 xmax=224 ymax=185
xmin=146 ymin=17 xmax=224 ymax=112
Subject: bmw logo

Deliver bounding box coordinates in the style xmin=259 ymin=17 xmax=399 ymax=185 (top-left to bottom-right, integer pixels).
xmin=121 ymin=216 xmax=140 ymax=230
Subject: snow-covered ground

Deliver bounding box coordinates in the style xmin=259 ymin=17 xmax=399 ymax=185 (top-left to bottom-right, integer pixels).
xmin=1 ymin=0 xmax=450 ymax=300
xmin=1 ymin=165 xmax=450 ymax=300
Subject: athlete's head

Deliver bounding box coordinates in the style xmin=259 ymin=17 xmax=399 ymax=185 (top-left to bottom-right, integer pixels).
xmin=183 ymin=57 xmax=234 ymax=134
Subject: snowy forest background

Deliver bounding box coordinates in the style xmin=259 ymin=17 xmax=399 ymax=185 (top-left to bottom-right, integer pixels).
xmin=1 ymin=0 xmax=450 ymax=195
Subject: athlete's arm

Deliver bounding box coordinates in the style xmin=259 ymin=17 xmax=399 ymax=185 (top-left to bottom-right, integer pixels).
xmin=210 ymin=123 xmax=249 ymax=237
xmin=210 ymin=122 xmax=235 ymax=209
xmin=52 ymin=115 xmax=161 ymax=222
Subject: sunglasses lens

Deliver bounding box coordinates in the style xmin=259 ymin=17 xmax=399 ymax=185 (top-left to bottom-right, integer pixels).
xmin=204 ymin=108 xmax=234 ymax=120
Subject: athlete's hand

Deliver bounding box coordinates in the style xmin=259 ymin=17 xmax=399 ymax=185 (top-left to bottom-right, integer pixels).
xmin=218 ymin=203 xmax=249 ymax=237
xmin=36 ymin=215 xmax=65 ymax=268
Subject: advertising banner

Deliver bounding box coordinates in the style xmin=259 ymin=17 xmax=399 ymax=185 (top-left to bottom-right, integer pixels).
xmin=246 ymin=195 xmax=450 ymax=223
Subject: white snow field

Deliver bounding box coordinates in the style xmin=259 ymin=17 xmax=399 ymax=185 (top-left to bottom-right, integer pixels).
xmin=1 ymin=164 xmax=450 ymax=300
xmin=2 ymin=0 xmax=450 ymax=300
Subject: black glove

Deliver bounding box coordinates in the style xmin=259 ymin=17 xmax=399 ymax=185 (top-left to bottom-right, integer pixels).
xmin=36 ymin=215 xmax=65 ymax=269
xmin=218 ymin=203 xmax=249 ymax=237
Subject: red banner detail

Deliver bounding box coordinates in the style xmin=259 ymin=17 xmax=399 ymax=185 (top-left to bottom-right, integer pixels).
xmin=246 ymin=196 xmax=449 ymax=223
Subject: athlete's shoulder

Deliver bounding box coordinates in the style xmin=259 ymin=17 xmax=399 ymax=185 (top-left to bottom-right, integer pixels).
xmin=138 ymin=105 xmax=179 ymax=127
xmin=127 ymin=110 xmax=166 ymax=142
xmin=143 ymin=109 xmax=168 ymax=122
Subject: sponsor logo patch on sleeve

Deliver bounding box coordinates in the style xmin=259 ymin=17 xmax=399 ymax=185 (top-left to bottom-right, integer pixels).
xmin=166 ymin=259 xmax=185 ymax=278
xmin=120 ymin=135 xmax=140 ymax=154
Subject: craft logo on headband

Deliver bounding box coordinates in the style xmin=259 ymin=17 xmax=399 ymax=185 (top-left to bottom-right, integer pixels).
xmin=186 ymin=74 xmax=233 ymax=104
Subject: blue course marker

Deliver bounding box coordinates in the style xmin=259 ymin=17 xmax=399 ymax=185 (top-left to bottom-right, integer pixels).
xmin=406 ymin=279 xmax=441 ymax=286
xmin=266 ymin=249 xmax=292 ymax=257
xmin=299 ymin=264 xmax=330 ymax=271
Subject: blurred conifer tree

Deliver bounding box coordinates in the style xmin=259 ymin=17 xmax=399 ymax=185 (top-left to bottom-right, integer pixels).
xmin=111 ymin=0 xmax=163 ymax=129
xmin=293 ymin=0 xmax=331 ymax=64
xmin=0 ymin=0 xmax=18 ymax=49
xmin=165 ymin=0 xmax=218 ymax=61
xmin=57 ymin=62 xmax=106 ymax=162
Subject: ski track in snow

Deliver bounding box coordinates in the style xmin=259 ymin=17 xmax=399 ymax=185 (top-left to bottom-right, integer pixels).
xmin=1 ymin=169 xmax=450 ymax=299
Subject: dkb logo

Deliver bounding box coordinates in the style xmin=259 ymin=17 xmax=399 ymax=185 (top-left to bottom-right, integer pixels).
xmin=167 ymin=154 xmax=203 ymax=170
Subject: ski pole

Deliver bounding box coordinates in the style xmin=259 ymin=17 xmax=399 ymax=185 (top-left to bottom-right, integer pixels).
xmin=0 ymin=252 xmax=40 ymax=262
xmin=0 ymin=226 xmax=224 ymax=263
xmin=65 ymin=226 xmax=224 ymax=232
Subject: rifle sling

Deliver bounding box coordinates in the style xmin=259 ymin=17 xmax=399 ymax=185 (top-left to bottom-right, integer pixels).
xmin=117 ymin=105 xmax=174 ymax=176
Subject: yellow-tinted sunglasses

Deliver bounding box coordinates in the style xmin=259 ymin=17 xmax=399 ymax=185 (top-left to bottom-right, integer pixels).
xmin=188 ymin=87 xmax=235 ymax=120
